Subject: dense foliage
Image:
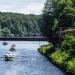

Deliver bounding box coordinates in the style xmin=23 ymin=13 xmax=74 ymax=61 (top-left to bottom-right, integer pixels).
xmin=0 ymin=12 xmax=44 ymax=37
xmin=38 ymin=0 xmax=75 ymax=75
xmin=38 ymin=43 xmax=53 ymax=54
xmin=43 ymin=0 xmax=75 ymax=36
xmin=38 ymin=35 xmax=75 ymax=75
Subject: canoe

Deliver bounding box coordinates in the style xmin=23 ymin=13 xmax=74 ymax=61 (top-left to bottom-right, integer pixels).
xmin=3 ymin=42 xmax=8 ymax=45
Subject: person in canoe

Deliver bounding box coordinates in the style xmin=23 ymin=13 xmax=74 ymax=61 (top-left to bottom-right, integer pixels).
xmin=9 ymin=44 xmax=16 ymax=52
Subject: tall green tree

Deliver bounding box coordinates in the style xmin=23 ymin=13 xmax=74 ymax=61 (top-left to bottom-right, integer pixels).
xmin=43 ymin=0 xmax=75 ymax=36
xmin=43 ymin=0 xmax=54 ymax=36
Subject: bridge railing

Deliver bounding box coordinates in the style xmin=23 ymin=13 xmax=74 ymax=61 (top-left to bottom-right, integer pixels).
xmin=0 ymin=37 xmax=48 ymax=41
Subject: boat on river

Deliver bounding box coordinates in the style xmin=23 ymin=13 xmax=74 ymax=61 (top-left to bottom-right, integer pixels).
xmin=3 ymin=42 xmax=8 ymax=46
xmin=4 ymin=51 xmax=16 ymax=61
xmin=4 ymin=44 xmax=16 ymax=61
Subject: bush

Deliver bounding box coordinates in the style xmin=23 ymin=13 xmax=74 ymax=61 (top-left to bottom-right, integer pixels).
xmin=51 ymin=50 xmax=69 ymax=66
xmin=38 ymin=43 xmax=53 ymax=55
xmin=61 ymin=35 xmax=75 ymax=50
xmin=38 ymin=34 xmax=75 ymax=75
xmin=66 ymin=58 xmax=75 ymax=74
xmin=61 ymin=35 xmax=75 ymax=56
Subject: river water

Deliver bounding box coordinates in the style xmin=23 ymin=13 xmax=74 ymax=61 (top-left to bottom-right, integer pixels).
xmin=0 ymin=41 xmax=64 ymax=75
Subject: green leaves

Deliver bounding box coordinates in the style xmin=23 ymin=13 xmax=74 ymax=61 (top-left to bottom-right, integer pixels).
xmin=38 ymin=43 xmax=53 ymax=55
xmin=0 ymin=12 xmax=42 ymax=37
xmin=43 ymin=0 xmax=75 ymax=36
xmin=38 ymin=34 xmax=75 ymax=74
xmin=51 ymin=50 xmax=69 ymax=65
xmin=1 ymin=27 xmax=10 ymax=36
xmin=54 ymin=0 xmax=73 ymax=6
xmin=50 ymin=35 xmax=75 ymax=74
xmin=66 ymin=58 xmax=75 ymax=74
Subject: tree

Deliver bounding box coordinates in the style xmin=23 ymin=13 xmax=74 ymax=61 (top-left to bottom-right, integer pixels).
xmin=43 ymin=0 xmax=54 ymax=36
xmin=0 ymin=12 xmax=43 ymax=37
xmin=43 ymin=0 xmax=75 ymax=36
xmin=55 ymin=0 xmax=75 ymax=27
xmin=43 ymin=0 xmax=75 ymax=49
xmin=0 ymin=26 xmax=2 ymax=36
xmin=1 ymin=27 xmax=10 ymax=37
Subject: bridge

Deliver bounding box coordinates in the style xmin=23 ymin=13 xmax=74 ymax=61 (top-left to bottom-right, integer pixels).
xmin=59 ymin=27 xmax=75 ymax=35
xmin=0 ymin=37 xmax=49 ymax=41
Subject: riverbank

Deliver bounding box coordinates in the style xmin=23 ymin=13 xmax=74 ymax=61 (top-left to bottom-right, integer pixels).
xmin=38 ymin=35 xmax=75 ymax=75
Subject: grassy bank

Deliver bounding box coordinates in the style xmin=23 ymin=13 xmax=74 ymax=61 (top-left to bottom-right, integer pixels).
xmin=38 ymin=35 xmax=75 ymax=75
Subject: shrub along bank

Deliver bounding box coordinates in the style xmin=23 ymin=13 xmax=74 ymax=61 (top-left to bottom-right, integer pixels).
xmin=38 ymin=35 xmax=75 ymax=75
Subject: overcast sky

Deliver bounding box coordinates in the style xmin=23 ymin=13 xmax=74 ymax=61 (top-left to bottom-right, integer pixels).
xmin=0 ymin=0 xmax=46 ymax=15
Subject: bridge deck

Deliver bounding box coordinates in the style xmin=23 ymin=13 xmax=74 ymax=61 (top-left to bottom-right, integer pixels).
xmin=0 ymin=37 xmax=48 ymax=41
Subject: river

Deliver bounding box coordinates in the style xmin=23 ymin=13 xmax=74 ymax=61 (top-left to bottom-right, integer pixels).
xmin=0 ymin=41 xmax=64 ymax=75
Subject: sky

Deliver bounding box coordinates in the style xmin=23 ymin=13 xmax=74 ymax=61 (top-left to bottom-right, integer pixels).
xmin=0 ymin=0 xmax=46 ymax=15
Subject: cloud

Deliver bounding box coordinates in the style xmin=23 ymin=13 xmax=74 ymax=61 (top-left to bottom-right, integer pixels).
xmin=18 ymin=3 xmax=44 ymax=15
xmin=0 ymin=0 xmax=46 ymax=14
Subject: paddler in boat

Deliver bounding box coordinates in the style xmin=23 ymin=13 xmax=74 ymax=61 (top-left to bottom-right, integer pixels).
xmin=9 ymin=44 xmax=16 ymax=52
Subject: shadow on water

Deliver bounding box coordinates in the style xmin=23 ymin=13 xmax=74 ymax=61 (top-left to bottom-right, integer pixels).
xmin=0 ymin=41 xmax=65 ymax=75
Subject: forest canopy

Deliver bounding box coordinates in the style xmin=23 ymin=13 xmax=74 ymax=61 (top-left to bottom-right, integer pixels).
xmin=0 ymin=12 xmax=44 ymax=37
